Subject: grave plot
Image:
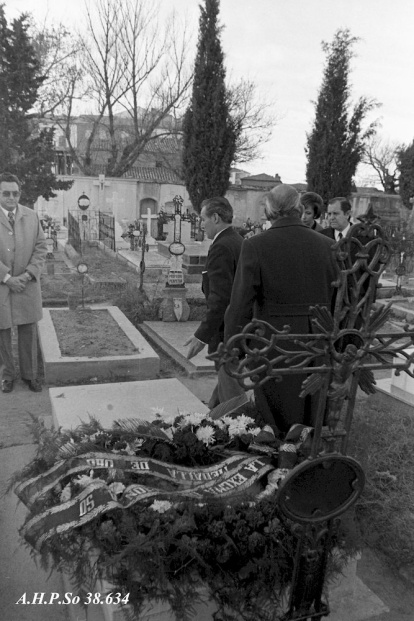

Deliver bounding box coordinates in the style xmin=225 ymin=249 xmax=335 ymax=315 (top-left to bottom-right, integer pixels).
xmin=38 ymin=306 xmax=159 ymax=384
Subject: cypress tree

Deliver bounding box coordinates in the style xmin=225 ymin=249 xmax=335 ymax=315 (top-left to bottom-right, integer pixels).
xmin=182 ymin=0 xmax=237 ymax=212
xmin=0 ymin=6 xmax=72 ymax=206
xmin=397 ymin=141 xmax=414 ymax=210
xmin=306 ymin=29 xmax=377 ymax=204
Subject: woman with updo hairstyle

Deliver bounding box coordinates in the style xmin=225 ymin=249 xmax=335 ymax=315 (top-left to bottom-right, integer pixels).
xmin=300 ymin=191 xmax=324 ymax=232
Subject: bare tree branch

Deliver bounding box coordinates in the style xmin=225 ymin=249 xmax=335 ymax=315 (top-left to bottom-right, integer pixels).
xmin=362 ymin=135 xmax=399 ymax=194
xmin=51 ymin=0 xmax=193 ymax=177
xmin=227 ymin=78 xmax=277 ymax=163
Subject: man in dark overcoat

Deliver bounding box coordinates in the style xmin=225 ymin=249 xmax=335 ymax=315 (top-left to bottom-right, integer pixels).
xmin=185 ymin=196 xmax=245 ymax=408
xmin=224 ymin=184 xmax=338 ymax=435
xmin=0 ymin=172 xmax=47 ymax=393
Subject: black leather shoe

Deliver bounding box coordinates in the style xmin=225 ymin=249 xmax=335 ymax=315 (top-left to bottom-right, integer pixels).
xmin=1 ymin=379 xmax=14 ymax=393
xmin=23 ymin=379 xmax=43 ymax=392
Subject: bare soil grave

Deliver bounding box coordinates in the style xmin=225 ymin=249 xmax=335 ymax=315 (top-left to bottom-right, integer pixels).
xmin=49 ymin=309 xmax=138 ymax=357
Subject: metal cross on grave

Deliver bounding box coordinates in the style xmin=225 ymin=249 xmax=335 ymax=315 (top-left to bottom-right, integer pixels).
xmin=210 ymin=217 xmax=414 ymax=620
xmin=158 ymin=195 xmax=191 ymax=322
xmin=167 ymin=195 xmax=186 ymax=287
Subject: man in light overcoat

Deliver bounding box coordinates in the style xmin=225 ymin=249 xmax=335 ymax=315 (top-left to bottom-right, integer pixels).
xmin=0 ymin=172 xmax=47 ymax=393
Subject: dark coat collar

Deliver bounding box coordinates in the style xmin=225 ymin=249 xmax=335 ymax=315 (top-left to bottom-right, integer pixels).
xmin=212 ymin=226 xmax=237 ymax=243
xmin=270 ymin=216 xmax=307 ymax=229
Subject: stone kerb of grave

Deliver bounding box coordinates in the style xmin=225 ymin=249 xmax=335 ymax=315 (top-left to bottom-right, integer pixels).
xmin=38 ymin=306 xmax=159 ymax=384
xmin=50 ymin=378 xmax=212 ymax=621
xmin=376 ymin=346 xmax=414 ymax=407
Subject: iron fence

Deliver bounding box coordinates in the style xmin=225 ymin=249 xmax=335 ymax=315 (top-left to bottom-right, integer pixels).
xmin=68 ymin=212 xmax=81 ymax=253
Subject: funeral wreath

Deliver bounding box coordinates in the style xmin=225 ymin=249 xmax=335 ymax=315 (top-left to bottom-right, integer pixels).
xmin=12 ymin=411 xmax=358 ymax=621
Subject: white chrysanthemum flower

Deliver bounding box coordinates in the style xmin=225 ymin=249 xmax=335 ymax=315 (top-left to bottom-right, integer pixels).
xmin=214 ymin=418 xmax=226 ymax=429
xmin=151 ymin=406 xmax=165 ymax=415
xmin=249 ymin=427 xmax=261 ymax=436
xmin=162 ymin=413 xmax=177 ymax=425
xmin=108 ymin=482 xmax=125 ymax=497
xmin=60 ymin=483 xmax=72 ymax=503
xmin=227 ymin=414 xmax=258 ymax=437
xmin=227 ymin=422 xmax=247 ymax=437
xmin=149 ymin=500 xmax=173 ymax=513
xmin=124 ymin=439 xmax=143 ymax=455
xmin=185 ymin=412 xmax=206 ymax=426
xmin=196 ymin=425 xmax=215 ymax=446
xmin=237 ymin=414 xmax=256 ymax=428
xmin=75 ymin=474 xmax=94 ymax=488
xmin=176 ymin=414 xmax=190 ymax=428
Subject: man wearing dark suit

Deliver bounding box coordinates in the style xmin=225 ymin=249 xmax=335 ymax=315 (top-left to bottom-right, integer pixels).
xmin=320 ymin=196 xmax=376 ymax=333
xmin=224 ymin=184 xmax=338 ymax=435
xmin=185 ymin=196 xmax=245 ymax=408
xmin=320 ymin=197 xmax=352 ymax=240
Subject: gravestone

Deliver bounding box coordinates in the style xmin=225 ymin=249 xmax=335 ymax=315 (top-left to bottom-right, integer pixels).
xmin=50 ymin=378 xmax=209 ymax=429
xmin=114 ymin=221 xmax=130 ymax=249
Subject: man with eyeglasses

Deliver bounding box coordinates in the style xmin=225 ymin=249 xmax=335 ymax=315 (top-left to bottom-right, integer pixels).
xmin=0 ymin=172 xmax=47 ymax=393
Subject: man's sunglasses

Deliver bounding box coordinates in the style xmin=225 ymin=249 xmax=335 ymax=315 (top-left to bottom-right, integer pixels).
xmin=1 ymin=191 xmax=20 ymax=197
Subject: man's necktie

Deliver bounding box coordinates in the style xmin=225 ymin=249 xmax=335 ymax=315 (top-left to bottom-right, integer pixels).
xmin=8 ymin=211 xmax=15 ymax=229
xmin=338 ymin=232 xmax=343 ymax=240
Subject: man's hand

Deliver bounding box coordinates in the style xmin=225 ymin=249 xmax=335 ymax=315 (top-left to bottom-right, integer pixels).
xmin=184 ymin=336 xmax=206 ymax=360
xmin=5 ymin=276 xmax=27 ymax=293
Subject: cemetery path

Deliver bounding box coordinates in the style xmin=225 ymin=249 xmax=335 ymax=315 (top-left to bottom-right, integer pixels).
xmin=0 ymin=382 xmax=69 ymax=621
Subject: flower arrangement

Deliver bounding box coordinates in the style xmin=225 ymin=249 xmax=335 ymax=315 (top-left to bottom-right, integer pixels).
xmin=12 ymin=411 xmax=358 ymax=621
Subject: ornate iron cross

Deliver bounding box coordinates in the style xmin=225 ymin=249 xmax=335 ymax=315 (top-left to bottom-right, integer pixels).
xmin=211 ymin=218 xmax=414 ymax=457
xmin=210 ymin=217 xmax=414 ymax=620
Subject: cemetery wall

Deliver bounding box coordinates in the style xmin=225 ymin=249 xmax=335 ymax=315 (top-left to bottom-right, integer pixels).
xmin=226 ymin=185 xmax=268 ymax=226
xmin=34 ymin=176 xmax=191 ymax=230
xmin=38 ymin=176 xmax=409 ymax=231
xmin=351 ymin=192 xmax=408 ymax=226
xmin=34 ymin=176 xmax=269 ymax=229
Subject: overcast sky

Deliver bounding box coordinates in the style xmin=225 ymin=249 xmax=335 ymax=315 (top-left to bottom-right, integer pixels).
xmin=5 ymin=0 xmax=414 ymax=185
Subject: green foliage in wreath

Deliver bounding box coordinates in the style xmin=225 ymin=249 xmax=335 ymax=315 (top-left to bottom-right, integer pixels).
xmin=11 ymin=413 xmax=360 ymax=621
